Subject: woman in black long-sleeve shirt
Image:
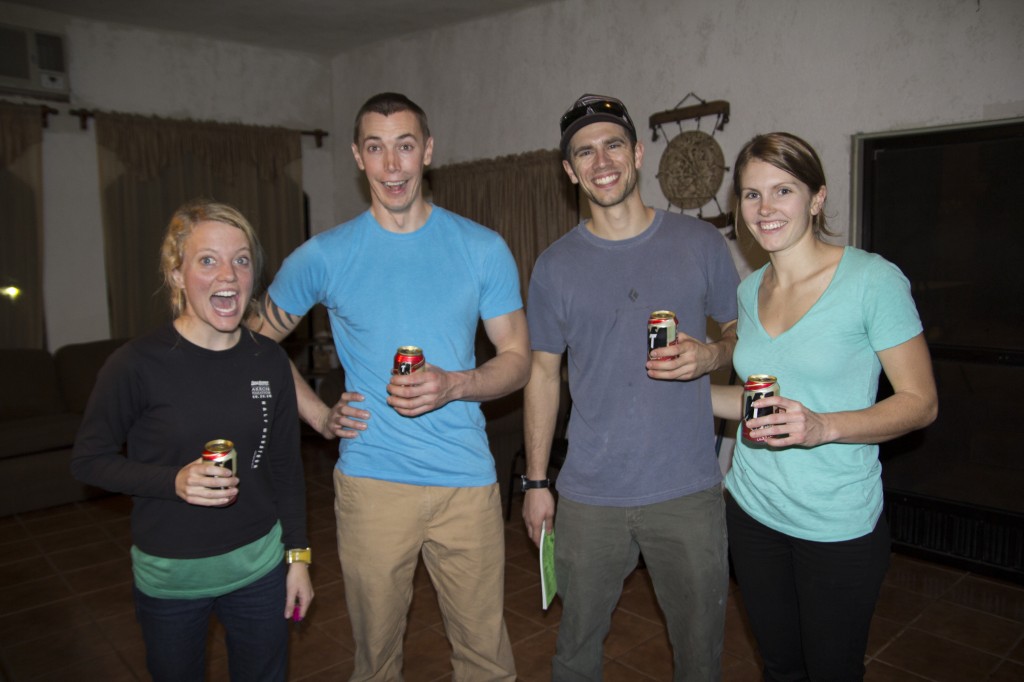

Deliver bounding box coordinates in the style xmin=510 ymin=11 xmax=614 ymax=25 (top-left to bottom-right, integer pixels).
xmin=72 ymin=200 xmax=312 ymax=681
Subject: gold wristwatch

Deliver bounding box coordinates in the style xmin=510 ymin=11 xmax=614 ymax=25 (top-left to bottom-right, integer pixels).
xmin=285 ymin=547 xmax=312 ymax=565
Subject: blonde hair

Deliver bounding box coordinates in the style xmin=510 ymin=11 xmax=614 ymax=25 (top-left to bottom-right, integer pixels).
xmin=160 ymin=200 xmax=265 ymax=318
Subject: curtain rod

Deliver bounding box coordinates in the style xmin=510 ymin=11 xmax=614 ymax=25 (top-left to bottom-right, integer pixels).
xmin=0 ymin=102 xmax=60 ymax=128
xmin=65 ymin=108 xmax=329 ymax=147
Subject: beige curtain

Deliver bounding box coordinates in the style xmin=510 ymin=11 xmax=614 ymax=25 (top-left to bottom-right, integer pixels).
xmin=95 ymin=112 xmax=304 ymax=338
xmin=429 ymin=149 xmax=578 ymax=303
xmin=0 ymin=103 xmax=45 ymax=349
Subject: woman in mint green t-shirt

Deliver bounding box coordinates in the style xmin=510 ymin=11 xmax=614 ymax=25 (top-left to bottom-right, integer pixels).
xmin=712 ymin=133 xmax=937 ymax=682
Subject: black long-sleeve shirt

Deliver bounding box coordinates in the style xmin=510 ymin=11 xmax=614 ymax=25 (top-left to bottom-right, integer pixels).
xmin=72 ymin=324 xmax=308 ymax=558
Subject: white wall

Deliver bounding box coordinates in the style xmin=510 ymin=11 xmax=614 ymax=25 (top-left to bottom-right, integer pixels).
xmin=330 ymin=0 xmax=1024 ymax=238
xmin=0 ymin=1 xmax=335 ymax=351
xmin=5 ymin=0 xmax=1023 ymax=350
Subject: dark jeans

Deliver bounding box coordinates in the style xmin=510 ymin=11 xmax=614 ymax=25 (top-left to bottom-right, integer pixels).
xmin=133 ymin=562 xmax=289 ymax=682
xmin=726 ymin=494 xmax=890 ymax=682
xmin=553 ymin=486 xmax=728 ymax=681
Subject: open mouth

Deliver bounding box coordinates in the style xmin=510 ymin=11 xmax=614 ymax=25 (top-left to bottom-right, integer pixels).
xmin=211 ymin=291 xmax=240 ymax=314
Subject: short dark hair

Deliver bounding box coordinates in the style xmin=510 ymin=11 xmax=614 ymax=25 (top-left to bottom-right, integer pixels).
xmin=733 ymin=132 xmax=835 ymax=238
xmin=353 ymin=92 xmax=431 ymax=144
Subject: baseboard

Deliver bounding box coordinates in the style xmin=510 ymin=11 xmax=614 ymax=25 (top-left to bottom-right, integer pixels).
xmin=884 ymin=489 xmax=1024 ymax=584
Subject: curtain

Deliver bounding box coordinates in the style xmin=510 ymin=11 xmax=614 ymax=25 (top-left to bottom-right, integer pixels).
xmin=429 ymin=149 xmax=578 ymax=303
xmin=95 ymin=112 xmax=304 ymax=338
xmin=0 ymin=102 xmax=45 ymax=349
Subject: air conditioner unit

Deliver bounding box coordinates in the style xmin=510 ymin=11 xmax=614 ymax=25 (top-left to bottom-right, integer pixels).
xmin=0 ymin=23 xmax=70 ymax=101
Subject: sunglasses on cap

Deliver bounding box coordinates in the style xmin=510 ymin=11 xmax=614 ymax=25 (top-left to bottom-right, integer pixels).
xmin=559 ymin=95 xmax=636 ymax=137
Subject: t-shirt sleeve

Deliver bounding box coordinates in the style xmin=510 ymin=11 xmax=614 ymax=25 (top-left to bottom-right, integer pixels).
xmin=861 ymin=254 xmax=923 ymax=351
xmin=267 ymin=238 xmax=326 ymax=317
xmin=479 ymin=235 xmax=523 ymax=321
xmin=704 ymin=229 xmax=741 ymax=325
xmin=525 ymin=255 xmax=566 ymax=355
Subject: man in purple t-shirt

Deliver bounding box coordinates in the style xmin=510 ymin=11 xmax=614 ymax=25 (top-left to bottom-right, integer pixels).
xmin=522 ymin=94 xmax=739 ymax=681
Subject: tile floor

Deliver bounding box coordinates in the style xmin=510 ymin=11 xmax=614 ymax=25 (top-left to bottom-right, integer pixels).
xmin=2 ymin=440 xmax=1024 ymax=681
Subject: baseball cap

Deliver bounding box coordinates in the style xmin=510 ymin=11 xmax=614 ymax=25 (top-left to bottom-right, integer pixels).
xmin=559 ymin=94 xmax=638 ymax=159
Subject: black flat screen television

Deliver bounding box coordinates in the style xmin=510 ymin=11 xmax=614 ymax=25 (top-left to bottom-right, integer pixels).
xmin=855 ymin=118 xmax=1024 ymax=367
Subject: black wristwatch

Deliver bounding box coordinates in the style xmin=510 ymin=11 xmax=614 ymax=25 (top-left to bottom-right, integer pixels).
xmin=521 ymin=475 xmax=551 ymax=492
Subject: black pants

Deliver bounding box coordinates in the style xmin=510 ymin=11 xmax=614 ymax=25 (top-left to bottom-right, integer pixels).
xmin=726 ymin=494 xmax=890 ymax=682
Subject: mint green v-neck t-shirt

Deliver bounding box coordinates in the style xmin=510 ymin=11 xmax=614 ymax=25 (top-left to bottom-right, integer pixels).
xmin=725 ymin=247 xmax=922 ymax=542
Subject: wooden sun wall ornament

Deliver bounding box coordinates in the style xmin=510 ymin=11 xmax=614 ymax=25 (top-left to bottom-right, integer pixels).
xmin=649 ymin=94 xmax=733 ymax=228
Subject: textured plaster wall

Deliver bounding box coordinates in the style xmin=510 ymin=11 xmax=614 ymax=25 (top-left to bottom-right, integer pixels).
xmin=330 ymin=0 xmax=1024 ymax=240
xmin=5 ymin=0 xmax=1022 ymax=350
xmin=0 ymin=1 xmax=334 ymax=351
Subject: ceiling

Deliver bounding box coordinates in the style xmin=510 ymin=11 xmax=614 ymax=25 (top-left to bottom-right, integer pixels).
xmin=8 ymin=0 xmax=561 ymax=56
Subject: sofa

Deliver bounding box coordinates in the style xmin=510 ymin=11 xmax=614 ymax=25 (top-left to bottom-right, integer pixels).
xmin=0 ymin=338 xmax=127 ymax=516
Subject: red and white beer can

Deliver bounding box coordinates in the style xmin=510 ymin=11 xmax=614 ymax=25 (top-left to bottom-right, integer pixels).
xmin=742 ymin=375 xmax=781 ymax=441
xmin=393 ymin=346 xmax=425 ymax=375
xmin=202 ymin=439 xmax=237 ymax=489
xmin=647 ymin=310 xmax=678 ymax=361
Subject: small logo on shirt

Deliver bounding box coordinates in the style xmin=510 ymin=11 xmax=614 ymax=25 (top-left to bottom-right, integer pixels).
xmin=629 ymin=288 xmax=639 ymax=302
xmin=251 ymin=380 xmax=272 ymax=400
xmin=250 ymin=380 xmax=272 ymax=469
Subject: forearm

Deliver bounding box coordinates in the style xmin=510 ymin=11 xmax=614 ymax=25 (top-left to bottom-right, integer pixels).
xmin=822 ymin=334 xmax=937 ymax=445
xmin=446 ymin=347 xmax=530 ymax=403
xmin=823 ymin=391 xmax=938 ymax=445
xmin=523 ymin=354 xmax=562 ymax=479
xmin=449 ymin=308 xmax=530 ymax=403
xmin=290 ymin=361 xmax=331 ymax=431
xmin=707 ymin=323 xmax=737 ymax=374
xmin=711 ymin=384 xmax=743 ymax=421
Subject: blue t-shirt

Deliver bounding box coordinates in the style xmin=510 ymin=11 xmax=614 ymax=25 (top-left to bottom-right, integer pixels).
xmin=269 ymin=206 xmax=522 ymax=486
xmin=528 ymin=210 xmax=740 ymax=507
xmin=725 ymin=247 xmax=923 ymax=541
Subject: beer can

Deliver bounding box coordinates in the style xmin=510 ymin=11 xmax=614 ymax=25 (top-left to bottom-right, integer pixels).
xmin=202 ymin=439 xmax=237 ymax=488
xmin=393 ymin=346 xmax=425 ymax=375
xmin=647 ymin=310 xmax=678 ymax=360
xmin=742 ymin=375 xmax=781 ymax=441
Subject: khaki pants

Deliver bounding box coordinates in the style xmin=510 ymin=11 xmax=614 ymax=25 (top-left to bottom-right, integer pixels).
xmin=334 ymin=469 xmax=516 ymax=682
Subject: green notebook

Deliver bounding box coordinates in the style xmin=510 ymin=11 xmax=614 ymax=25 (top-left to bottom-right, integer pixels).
xmin=540 ymin=521 xmax=557 ymax=610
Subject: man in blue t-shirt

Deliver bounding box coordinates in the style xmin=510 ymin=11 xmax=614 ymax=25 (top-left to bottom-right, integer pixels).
xmin=523 ymin=94 xmax=739 ymax=681
xmin=255 ymin=93 xmax=527 ymax=681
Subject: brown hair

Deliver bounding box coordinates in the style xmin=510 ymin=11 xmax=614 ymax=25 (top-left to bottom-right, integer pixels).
xmin=352 ymin=92 xmax=430 ymax=144
xmin=733 ymin=132 xmax=835 ymax=238
xmin=160 ymin=200 xmax=264 ymax=318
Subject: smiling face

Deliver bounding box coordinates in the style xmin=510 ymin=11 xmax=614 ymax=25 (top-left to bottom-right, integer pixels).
xmin=170 ymin=220 xmax=254 ymax=349
xmin=738 ymin=159 xmax=827 ymax=255
xmin=351 ymin=110 xmax=434 ymax=226
xmin=562 ymin=121 xmax=643 ymax=209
